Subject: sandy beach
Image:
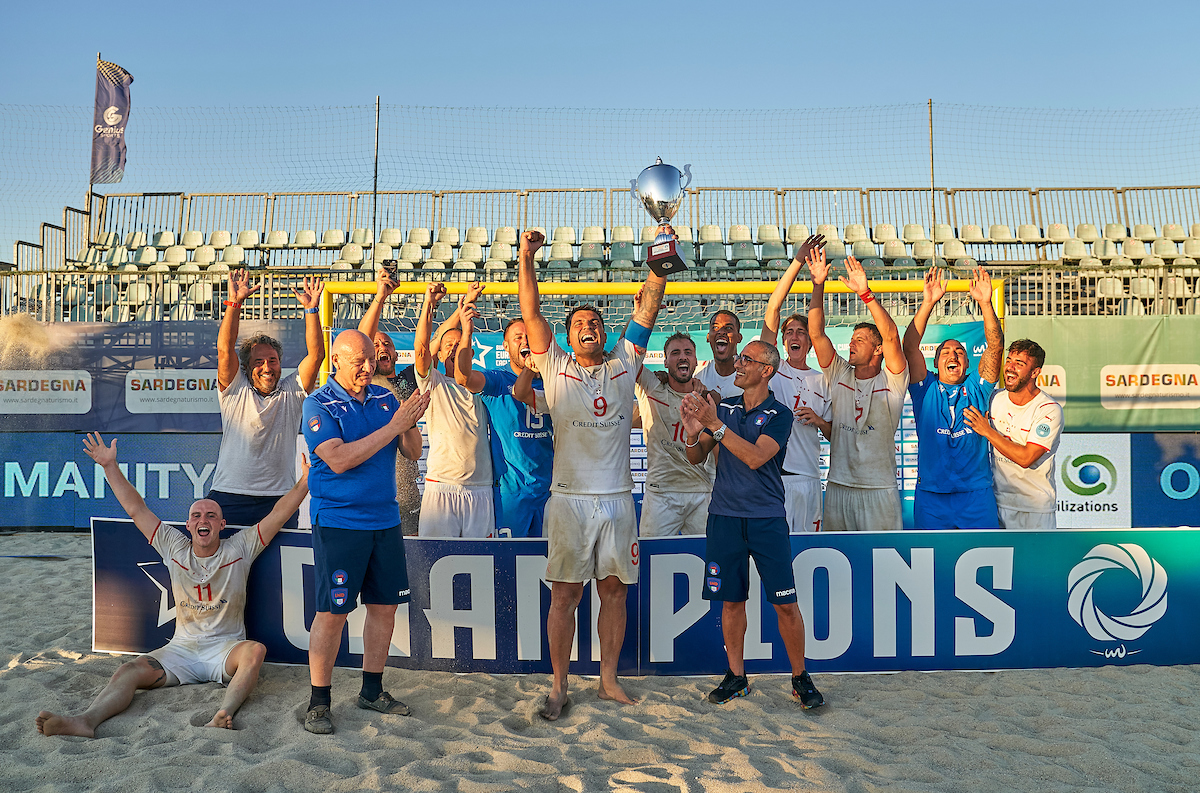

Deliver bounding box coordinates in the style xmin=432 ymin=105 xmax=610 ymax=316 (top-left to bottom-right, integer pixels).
xmin=3 ymin=530 xmax=1198 ymax=793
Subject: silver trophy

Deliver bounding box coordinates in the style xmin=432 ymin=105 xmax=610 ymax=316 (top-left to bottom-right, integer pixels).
xmin=630 ymin=157 xmax=692 ymax=276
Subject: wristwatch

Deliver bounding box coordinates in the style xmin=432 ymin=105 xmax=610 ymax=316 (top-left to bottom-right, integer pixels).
xmin=712 ymin=423 xmax=727 ymax=442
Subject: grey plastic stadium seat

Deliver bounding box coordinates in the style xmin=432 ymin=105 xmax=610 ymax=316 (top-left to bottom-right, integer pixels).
xmin=163 ymin=245 xmax=187 ymax=264
xmin=730 ymin=241 xmax=756 ymax=261
xmin=488 ymin=243 xmax=514 ymax=263
xmin=892 ymin=256 xmax=918 ymax=268
xmin=221 ymin=245 xmax=246 ymax=264
xmin=823 ymin=240 xmax=848 ymax=259
xmin=124 ymin=231 xmax=147 ymax=249
xmin=579 ymin=242 xmax=605 ymax=262
xmin=1017 ymin=224 xmax=1045 ymax=243
xmin=942 ymin=239 xmax=968 ymax=259
xmin=851 ymin=240 xmax=877 ymax=259
xmin=728 ymin=225 xmax=753 ymax=243
xmin=458 ymin=243 xmax=485 ymax=264
xmin=318 ymin=229 xmax=346 ymax=249
xmin=1183 ymin=239 xmax=1200 ymax=258
xmin=333 ymin=243 xmax=364 ymax=267
xmin=1103 ymin=223 xmax=1128 ymax=242
xmin=872 ymin=224 xmax=898 ymax=243
xmin=146 ymin=262 xmax=171 ymax=273
xmin=698 ymin=225 xmax=724 ymax=244
xmin=931 ymin=224 xmax=955 ymax=243
xmin=1078 ymin=256 xmax=1103 ymax=269
xmin=1133 ymin=224 xmax=1158 ymax=242
xmin=206 ymin=262 xmax=230 ymax=275
xmin=494 ymin=227 xmax=518 ymax=246
xmin=263 ymin=230 xmax=289 ymax=249
xmin=611 ymin=226 xmax=636 ymax=243
xmin=844 ymin=224 xmax=869 ymax=243
xmin=1161 ymin=223 xmax=1187 ymax=242
xmin=547 ymin=241 xmax=575 ymax=262
xmin=94 ymin=231 xmax=120 ymax=249
xmin=1153 ymin=239 xmax=1179 ymax=257
xmin=483 ymin=261 xmax=510 ymax=280
xmin=699 ymin=242 xmax=727 ymax=261
xmin=1092 ymin=239 xmax=1119 ymax=260
xmin=610 ymin=241 xmax=637 ymax=262
xmin=150 ymin=231 xmax=175 ymax=249
xmin=551 ymin=227 xmax=577 ymax=245
xmin=960 ymin=225 xmax=986 ymax=244
xmin=1061 ymin=239 xmax=1087 ymax=261
xmin=1122 ymin=240 xmax=1148 ymax=261
xmin=237 ymin=230 xmax=261 ymax=249
xmin=408 ymin=228 xmax=433 ymax=247
xmin=180 ymin=230 xmax=204 ymax=249
xmin=396 ymin=242 xmax=422 ymax=263
xmin=581 ymin=226 xmax=605 ymax=243
xmin=1045 ymin=224 xmax=1070 ymax=243
xmin=104 ymin=246 xmax=129 ymax=265
xmin=427 ymin=242 xmax=454 ymax=263
xmin=464 ymin=227 xmax=489 ymax=246
xmin=758 ymin=225 xmax=782 ymax=243
xmin=351 ymin=228 xmax=374 ymax=247
xmin=379 ymin=228 xmax=404 ymax=248
xmin=640 ymin=226 xmax=660 ymax=244
xmin=291 ymin=230 xmax=317 ymax=249
xmin=209 ymin=230 xmax=233 ymax=249
xmin=785 ymin=224 xmax=811 ymax=244
xmin=815 ymin=224 xmax=840 ymax=243
xmin=911 ymin=240 xmax=936 ymax=260
xmin=437 ymin=227 xmax=462 ymax=247
xmin=902 ymin=224 xmax=928 ymax=244
xmin=134 ymin=246 xmax=158 ymax=265
xmin=882 ymin=240 xmax=907 ymax=260
xmin=761 ymin=240 xmax=787 ymax=260
xmin=988 ymin=225 xmax=1015 ymax=243
xmin=1075 ymin=224 xmax=1100 ymax=243
xmin=673 ymin=225 xmax=693 ymax=242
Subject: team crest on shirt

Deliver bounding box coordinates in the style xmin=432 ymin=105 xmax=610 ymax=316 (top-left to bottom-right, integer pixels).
xmin=708 ymin=562 xmax=720 ymax=576
xmin=332 ymin=570 xmax=348 ymax=586
xmin=381 ymin=403 xmax=390 ymax=411
xmin=1036 ymin=423 xmax=1051 ymax=438
xmin=331 ymin=588 xmax=349 ymax=607
xmin=308 ymin=416 xmax=321 ymax=432
xmin=754 ymin=415 xmax=767 ymax=426
xmin=707 ymin=577 xmax=721 ymax=593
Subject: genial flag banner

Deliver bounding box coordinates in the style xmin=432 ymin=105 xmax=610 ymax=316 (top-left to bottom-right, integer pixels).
xmin=90 ymin=59 xmax=134 ymax=184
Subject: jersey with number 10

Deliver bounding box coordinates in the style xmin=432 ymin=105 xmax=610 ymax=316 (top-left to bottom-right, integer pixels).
xmin=533 ymin=336 xmax=643 ymax=495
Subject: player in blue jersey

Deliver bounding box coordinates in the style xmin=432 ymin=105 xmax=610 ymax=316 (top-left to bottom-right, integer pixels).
xmin=301 ymin=330 xmax=429 ymax=734
xmin=902 ymin=266 xmax=1004 ymax=529
xmin=454 ymin=301 xmax=555 ymax=537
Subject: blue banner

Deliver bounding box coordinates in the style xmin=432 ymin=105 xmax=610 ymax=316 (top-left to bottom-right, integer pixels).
xmin=93 ymin=523 xmax=1196 ymax=674
xmin=90 ymin=60 xmax=134 ymax=184
xmin=1131 ymin=434 xmax=1200 ymax=528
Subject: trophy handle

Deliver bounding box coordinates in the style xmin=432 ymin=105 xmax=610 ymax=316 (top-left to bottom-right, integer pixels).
xmin=680 ymin=164 xmax=692 ymax=190
xmin=629 ymin=179 xmax=639 ymax=201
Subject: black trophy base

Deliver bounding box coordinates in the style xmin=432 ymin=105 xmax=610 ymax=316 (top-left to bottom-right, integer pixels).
xmin=646 ymin=240 xmax=689 ymax=277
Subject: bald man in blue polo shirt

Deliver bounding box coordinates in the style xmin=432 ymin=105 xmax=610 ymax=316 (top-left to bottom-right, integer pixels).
xmin=681 ymin=338 xmax=824 ymax=710
xmin=300 ymin=330 xmax=429 ymax=735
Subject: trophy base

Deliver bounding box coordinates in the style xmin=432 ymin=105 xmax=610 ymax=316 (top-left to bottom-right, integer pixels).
xmin=646 ymin=240 xmax=689 ymax=277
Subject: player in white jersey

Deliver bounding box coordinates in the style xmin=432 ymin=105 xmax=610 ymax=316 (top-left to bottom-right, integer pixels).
xmin=761 ymin=235 xmax=833 ymax=532
xmin=965 ymin=339 xmax=1064 ymax=529
xmin=37 ymin=433 xmax=309 ymax=738
xmin=635 ymin=332 xmax=715 ymax=536
xmin=695 ymin=310 xmax=744 ymax=398
xmin=808 ymin=251 xmax=909 ymax=531
xmin=414 ymin=281 xmax=495 ymax=538
xmin=518 ymin=228 xmax=668 ymax=720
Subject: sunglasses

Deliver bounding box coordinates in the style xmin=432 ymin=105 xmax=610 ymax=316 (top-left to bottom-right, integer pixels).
xmin=734 ymin=353 xmax=771 ymax=367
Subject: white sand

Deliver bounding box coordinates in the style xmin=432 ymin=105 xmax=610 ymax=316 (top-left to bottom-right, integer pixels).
xmin=3 ymin=531 xmax=1198 ymax=793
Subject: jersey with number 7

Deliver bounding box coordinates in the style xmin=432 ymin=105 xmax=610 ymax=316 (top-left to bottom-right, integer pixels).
xmin=533 ymin=336 xmax=644 ymax=495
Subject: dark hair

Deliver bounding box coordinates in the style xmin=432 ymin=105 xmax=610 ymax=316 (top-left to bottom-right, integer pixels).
xmin=238 ymin=334 xmax=283 ymax=375
xmin=747 ymin=340 xmax=781 ymax=377
xmin=663 ymin=331 xmax=695 ymax=353
xmin=566 ymin=304 xmax=604 ymax=333
xmin=709 ymin=309 xmax=741 ymax=332
xmin=852 ymin=322 xmax=882 ymax=347
xmin=781 ymin=313 xmax=809 ymax=334
xmin=1008 ymin=338 xmax=1046 ymax=369
xmin=501 ymin=317 xmax=525 ymax=339
xmin=933 ymin=338 xmax=968 ymax=367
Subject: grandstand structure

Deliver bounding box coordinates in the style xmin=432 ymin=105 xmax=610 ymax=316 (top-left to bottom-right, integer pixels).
xmin=5 ymin=184 xmax=1200 ymax=325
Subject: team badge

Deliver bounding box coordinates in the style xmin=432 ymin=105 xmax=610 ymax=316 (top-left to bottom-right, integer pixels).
xmin=1035 ymin=422 xmax=1051 ymax=438
xmin=308 ymin=416 xmax=321 ymax=432
xmin=754 ymin=415 xmax=766 ymax=426
xmin=707 ymin=577 xmax=721 ymax=593
xmin=332 ymin=570 xmax=348 ymax=586
xmin=707 ymin=562 xmax=720 ymax=576
xmin=381 ymin=403 xmax=390 ymax=411
xmin=331 ymin=588 xmax=349 ymax=607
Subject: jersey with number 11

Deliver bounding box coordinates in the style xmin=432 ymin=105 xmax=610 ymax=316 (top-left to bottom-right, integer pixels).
xmin=533 ymin=336 xmax=643 ymax=495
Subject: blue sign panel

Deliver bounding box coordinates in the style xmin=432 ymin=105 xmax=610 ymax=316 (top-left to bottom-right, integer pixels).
xmin=1131 ymin=434 xmax=1200 ymax=528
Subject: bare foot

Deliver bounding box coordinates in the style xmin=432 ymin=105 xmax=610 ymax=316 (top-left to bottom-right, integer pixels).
xmin=205 ymin=709 xmax=234 ymax=729
xmin=36 ymin=711 xmax=95 ymax=738
xmin=539 ymin=688 xmax=569 ymax=721
xmin=597 ymin=679 xmax=638 ymax=705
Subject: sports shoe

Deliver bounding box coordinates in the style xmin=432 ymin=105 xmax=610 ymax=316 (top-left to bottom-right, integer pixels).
xmin=304 ymin=704 xmax=334 ymax=734
xmin=357 ymin=691 xmax=412 ymax=716
xmin=707 ymin=669 xmax=750 ymax=704
xmin=792 ymin=671 xmax=825 ymax=709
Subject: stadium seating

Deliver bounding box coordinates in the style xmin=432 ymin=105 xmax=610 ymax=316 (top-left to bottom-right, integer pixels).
xmin=872 ymin=224 xmax=898 ymax=243
xmin=494 ymin=227 xmax=519 ymax=246
xmin=318 ymin=229 xmax=345 ymax=250
xmin=437 ymin=227 xmax=461 ymax=247
xmin=180 ymin=230 xmax=204 ymax=250
xmin=785 ymin=224 xmax=810 ymax=244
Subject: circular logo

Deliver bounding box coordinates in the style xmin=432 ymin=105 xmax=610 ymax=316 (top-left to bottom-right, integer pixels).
xmin=332 ymin=569 xmax=348 ymax=586
xmin=103 ymin=106 xmax=122 ymax=126
xmin=1061 ymin=454 xmax=1117 ymax=496
xmin=1067 ymin=543 xmax=1167 ymax=642
xmin=1035 ymin=422 xmax=1051 ymax=438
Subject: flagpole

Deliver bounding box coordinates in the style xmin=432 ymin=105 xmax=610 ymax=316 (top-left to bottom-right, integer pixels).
xmin=87 ymin=52 xmax=99 ymax=244
xmin=373 ymin=96 xmax=380 ymax=253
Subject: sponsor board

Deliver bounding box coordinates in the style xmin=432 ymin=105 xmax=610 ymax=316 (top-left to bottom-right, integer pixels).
xmin=1100 ymin=364 xmax=1200 ymax=410
xmin=125 ymin=369 xmax=222 ymax=413
xmin=1038 ymin=365 xmax=1067 ymax=405
xmin=1055 ymin=434 xmax=1131 ymax=528
xmin=0 ymin=370 xmax=92 ymax=414
xmin=1131 ymin=434 xmax=1200 ymax=528
xmin=93 ymin=523 xmax=1200 ymax=674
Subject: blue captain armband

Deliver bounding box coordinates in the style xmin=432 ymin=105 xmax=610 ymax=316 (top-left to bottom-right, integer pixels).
xmin=626 ymin=319 xmax=652 ymax=348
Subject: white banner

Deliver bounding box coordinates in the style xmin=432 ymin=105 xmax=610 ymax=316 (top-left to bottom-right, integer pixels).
xmin=125 ymin=369 xmax=221 ymax=414
xmin=0 ymin=370 xmax=92 ymax=414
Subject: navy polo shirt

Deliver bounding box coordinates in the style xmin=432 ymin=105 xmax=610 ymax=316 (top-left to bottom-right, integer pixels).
xmin=302 ymin=378 xmax=401 ymax=530
xmin=707 ymin=392 xmax=793 ymax=519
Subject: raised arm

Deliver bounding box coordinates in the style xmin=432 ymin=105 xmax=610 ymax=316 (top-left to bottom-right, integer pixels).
xmin=901 ymin=266 xmax=947 ymax=383
xmin=257 ymin=455 xmax=310 ymax=545
xmin=517 ymin=230 xmax=552 ymax=353
xmin=82 ymin=433 xmax=160 ymax=540
xmin=293 ymin=277 xmax=327 ymax=393
xmin=763 ymin=234 xmax=824 ymax=346
xmin=454 ymin=298 xmax=488 ymax=393
xmin=970 ymin=267 xmax=1004 ymax=384
xmin=414 ymin=282 xmax=447 ymax=378
xmin=217 ymin=269 xmax=260 ymax=390
xmin=358 ymin=272 xmax=401 ymax=340
xmin=841 ymin=256 xmax=905 ymax=374
xmin=512 ymin=365 xmax=539 ymax=412
xmin=805 ymin=247 xmax=835 ymax=368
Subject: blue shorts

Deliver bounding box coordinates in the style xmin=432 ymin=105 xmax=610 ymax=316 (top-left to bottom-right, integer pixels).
xmin=312 ymin=521 xmax=409 ymax=614
xmin=913 ymin=488 xmax=1000 ymax=529
xmin=703 ymin=514 xmax=797 ymax=604
xmin=207 ymin=490 xmax=300 ymax=529
xmin=494 ymin=488 xmax=549 ymax=538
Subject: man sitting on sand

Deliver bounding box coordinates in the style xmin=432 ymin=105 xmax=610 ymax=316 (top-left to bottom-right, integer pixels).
xmin=36 ymin=432 xmax=309 ymax=738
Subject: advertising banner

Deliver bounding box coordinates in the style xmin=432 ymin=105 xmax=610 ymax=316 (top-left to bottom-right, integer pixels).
xmin=94 ymin=521 xmax=1197 ymax=674
xmin=1130 ymin=434 xmax=1200 ymax=529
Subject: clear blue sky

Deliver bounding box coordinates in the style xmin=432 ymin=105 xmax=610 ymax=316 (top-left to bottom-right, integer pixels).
xmin=4 ymin=0 xmax=1199 ymax=109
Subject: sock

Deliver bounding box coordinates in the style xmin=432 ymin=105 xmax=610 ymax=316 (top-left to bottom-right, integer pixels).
xmin=360 ymin=671 xmax=383 ymax=702
xmin=309 ymin=685 xmax=331 ymax=710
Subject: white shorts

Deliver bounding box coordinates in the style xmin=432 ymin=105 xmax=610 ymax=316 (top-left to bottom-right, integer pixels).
xmin=419 ymin=481 xmax=494 ymax=538
xmin=639 ymin=488 xmax=710 ymax=537
xmin=998 ymin=507 xmax=1056 ymax=531
xmin=148 ymin=636 xmax=243 ymax=685
xmin=545 ymin=493 xmax=639 ymax=584
xmin=823 ymin=483 xmax=902 ymax=532
xmin=783 ymin=474 xmax=824 ymax=533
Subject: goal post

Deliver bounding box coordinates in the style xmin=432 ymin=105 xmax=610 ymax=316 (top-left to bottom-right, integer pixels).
xmin=318 ymin=277 xmax=1005 ymax=384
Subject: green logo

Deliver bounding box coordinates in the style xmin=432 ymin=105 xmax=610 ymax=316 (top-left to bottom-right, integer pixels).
xmin=1061 ymin=454 xmax=1117 ymax=496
